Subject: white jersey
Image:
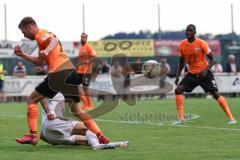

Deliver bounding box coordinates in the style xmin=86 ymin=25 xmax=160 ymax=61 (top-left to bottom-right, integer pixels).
xmin=42 ymin=93 xmax=65 ymax=126
xmin=41 ymin=93 xmax=78 ymax=145
xmin=40 ymin=93 xmax=129 ymax=148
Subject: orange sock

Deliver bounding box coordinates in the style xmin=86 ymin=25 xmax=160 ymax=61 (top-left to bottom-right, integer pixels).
xmin=217 ymin=96 xmax=234 ymax=121
xmin=176 ymin=94 xmax=184 ymax=120
xmin=86 ymin=96 xmax=93 ymax=110
xmin=80 ymin=95 xmax=88 ymax=110
xmin=80 ymin=95 xmax=88 ymax=105
xmin=27 ymin=103 xmax=38 ymax=134
xmin=80 ymin=112 xmax=101 ymax=135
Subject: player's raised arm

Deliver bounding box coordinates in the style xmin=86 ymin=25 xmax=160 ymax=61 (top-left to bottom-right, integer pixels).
xmin=14 ymin=45 xmax=44 ymax=65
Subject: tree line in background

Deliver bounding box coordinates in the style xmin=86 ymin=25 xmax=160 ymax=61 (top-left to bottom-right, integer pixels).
xmin=102 ymin=30 xmax=240 ymax=40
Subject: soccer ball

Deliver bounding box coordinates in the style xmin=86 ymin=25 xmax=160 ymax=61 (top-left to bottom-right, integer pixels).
xmin=142 ymin=60 xmax=161 ymax=79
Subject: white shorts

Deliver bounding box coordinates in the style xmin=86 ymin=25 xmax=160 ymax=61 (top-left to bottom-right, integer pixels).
xmin=41 ymin=118 xmax=78 ymax=145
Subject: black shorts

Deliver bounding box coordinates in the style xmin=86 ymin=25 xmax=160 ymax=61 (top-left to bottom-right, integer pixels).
xmin=35 ymin=69 xmax=80 ymax=102
xmin=179 ymin=70 xmax=218 ymax=93
xmin=66 ymin=72 xmax=91 ymax=87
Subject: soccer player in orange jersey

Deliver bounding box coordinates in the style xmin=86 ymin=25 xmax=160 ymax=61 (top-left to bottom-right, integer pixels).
xmin=76 ymin=33 xmax=96 ymax=111
xmin=174 ymin=24 xmax=237 ymax=125
xmin=14 ymin=17 xmax=109 ymax=145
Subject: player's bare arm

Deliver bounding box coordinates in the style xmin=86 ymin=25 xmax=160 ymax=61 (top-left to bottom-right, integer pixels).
xmin=39 ymin=37 xmax=59 ymax=57
xmin=14 ymin=45 xmax=44 ymax=65
xmin=175 ymin=57 xmax=185 ymax=85
xmin=39 ymin=98 xmax=56 ymax=120
xmin=206 ymin=53 xmax=214 ymax=70
xmin=200 ymin=53 xmax=214 ymax=77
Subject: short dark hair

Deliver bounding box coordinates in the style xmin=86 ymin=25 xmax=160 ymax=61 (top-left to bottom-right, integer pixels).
xmin=187 ymin=24 xmax=196 ymax=31
xmin=81 ymin=32 xmax=88 ymax=37
xmin=18 ymin=17 xmax=37 ymax=29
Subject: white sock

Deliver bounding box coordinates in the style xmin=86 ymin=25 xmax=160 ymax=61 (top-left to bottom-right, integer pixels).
xmin=86 ymin=130 xmax=100 ymax=147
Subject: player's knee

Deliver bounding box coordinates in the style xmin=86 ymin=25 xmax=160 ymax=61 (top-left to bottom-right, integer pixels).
xmin=72 ymin=122 xmax=88 ymax=135
xmin=175 ymin=86 xmax=184 ymax=95
xmin=211 ymin=91 xmax=220 ymax=100
xmin=27 ymin=96 xmax=34 ymax=104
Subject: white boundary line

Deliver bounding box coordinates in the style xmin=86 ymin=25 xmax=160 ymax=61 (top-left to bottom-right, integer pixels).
xmin=96 ymin=114 xmax=240 ymax=131
xmin=0 ymin=114 xmax=25 ymax=118
xmin=1 ymin=113 xmax=239 ymax=131
xmin=96 ymin=114 xmax=200 ymax=126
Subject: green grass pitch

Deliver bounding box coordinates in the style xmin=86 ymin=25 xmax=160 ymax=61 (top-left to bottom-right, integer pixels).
xmin=0 ymin=98 xmax=240 ymax=160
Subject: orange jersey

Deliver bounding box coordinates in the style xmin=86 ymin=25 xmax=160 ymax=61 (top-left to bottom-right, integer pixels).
xmin=178 ymin=38 xmax=211 ymax=74
xmin=77 ymin=43 xmax=96 ymax=74
xmin=35 ymin=29 xmax=73 ymax=73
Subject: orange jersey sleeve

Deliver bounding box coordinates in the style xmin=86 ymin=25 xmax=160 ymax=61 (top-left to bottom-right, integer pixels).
xmin=178 ymin=38 xmax=211 ymax=74
xmin=200 ymin=40 xmax=211 ymax=55
xmin=77 ymin=43 xmax=96 ymax=74
xmin=35 ymin=29 xmax=73 ymax=73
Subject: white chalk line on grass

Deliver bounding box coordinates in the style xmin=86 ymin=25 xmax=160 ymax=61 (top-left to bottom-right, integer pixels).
xmin=177 ymin=125 xmax=240 ymax=131
xmin=0 ymin=114 xmax=25 ymax=118
xmin=0 ymin=113 xmax=239 ymax=131
xmin=96 ymin=114 xmax=240 ymax=131
xmin=96 ymin=114 xmax=200 ymax=126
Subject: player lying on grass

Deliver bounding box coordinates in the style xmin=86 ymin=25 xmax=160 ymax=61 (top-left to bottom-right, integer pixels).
xmin=39 ymin=93 xmax=128 ymax=149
